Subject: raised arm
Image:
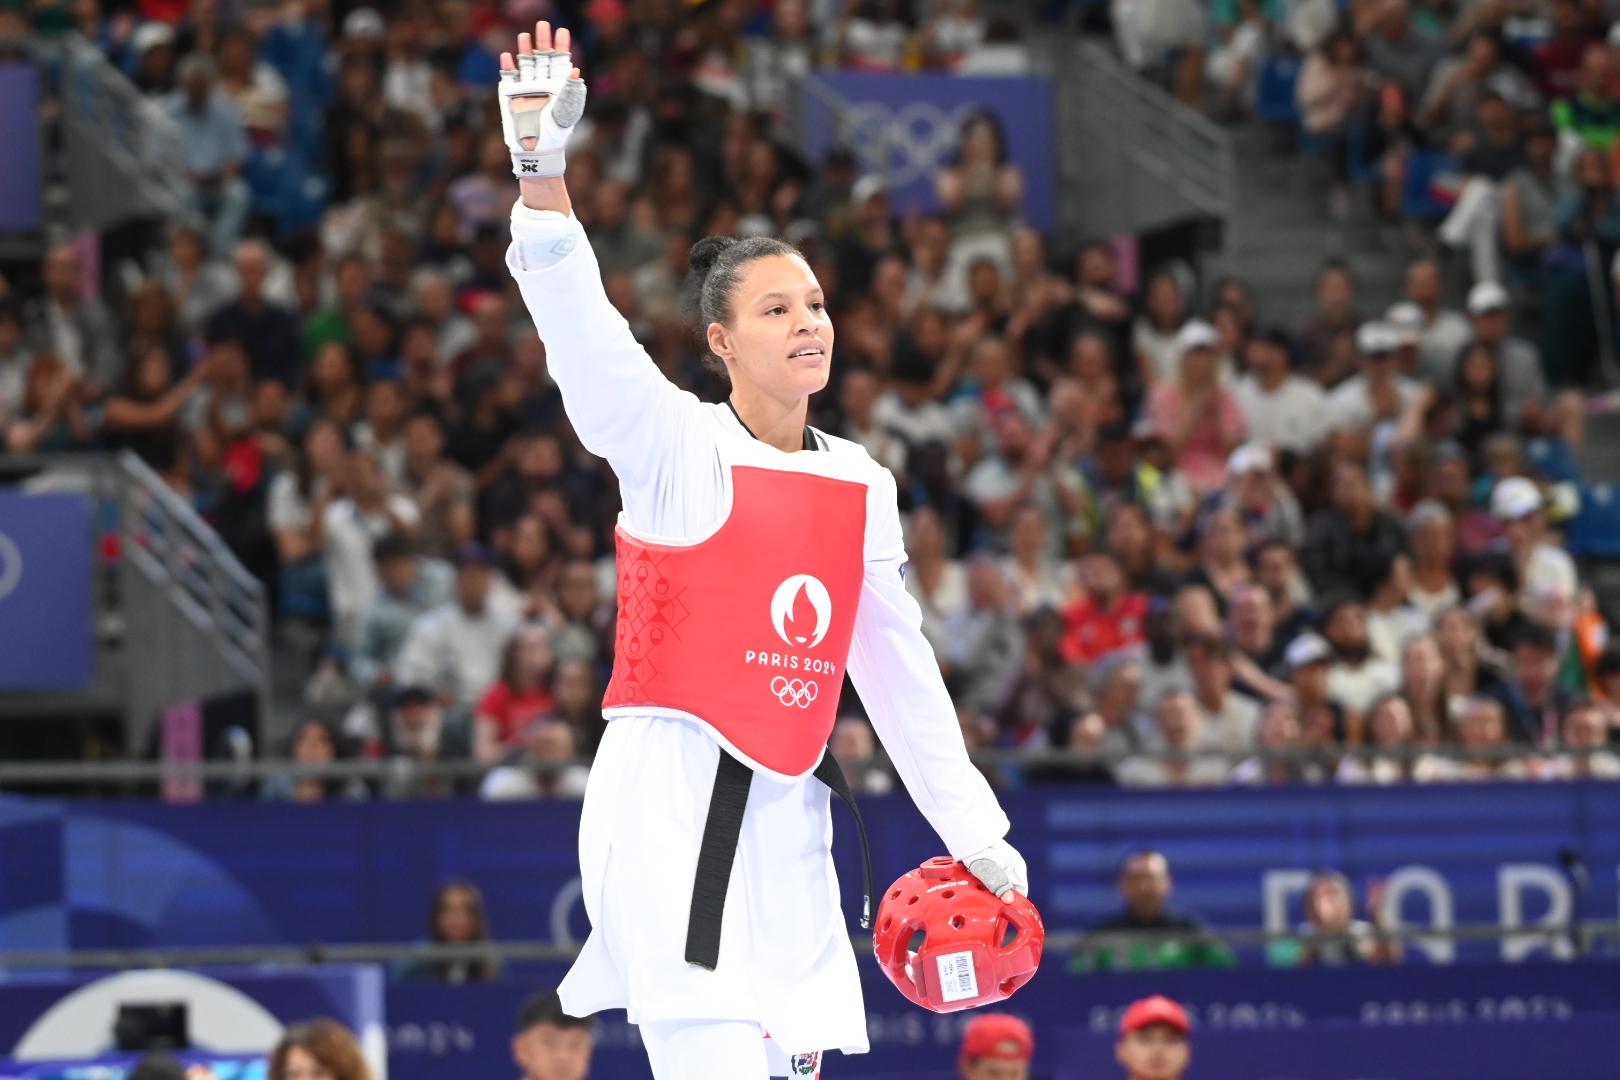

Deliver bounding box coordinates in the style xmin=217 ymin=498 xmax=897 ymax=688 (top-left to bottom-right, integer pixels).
xmin=499 ymin=23 xmax=695 ymax=503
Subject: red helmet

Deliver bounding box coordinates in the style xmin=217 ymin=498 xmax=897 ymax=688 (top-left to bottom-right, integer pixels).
xmin=873 ymin=856 xmax=1044 ymax=1013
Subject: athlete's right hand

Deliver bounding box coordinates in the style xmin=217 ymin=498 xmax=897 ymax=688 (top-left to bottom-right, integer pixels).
xmin=497 ymin=21 xmax=586 ymax=180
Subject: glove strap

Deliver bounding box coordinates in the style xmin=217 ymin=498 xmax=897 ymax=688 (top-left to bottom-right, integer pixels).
xmin=512 ymin=149 xmax=566 ymax=179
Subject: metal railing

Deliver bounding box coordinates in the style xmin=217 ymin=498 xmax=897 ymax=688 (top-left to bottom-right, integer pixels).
xmin=117 ymin=450 xmax=270 ymax=754
xmin=0 ymin=452 xmax=268 ymax=754
xmin=0 ymin=743 xmax=1611 ymax=795
xmin=1056 ymin=38 xmax=1235 ymax=240
xmin=4 ymin=922 xmax=1618 ymax=972
xmin=42 ymin=33 xmax=192 ymax=232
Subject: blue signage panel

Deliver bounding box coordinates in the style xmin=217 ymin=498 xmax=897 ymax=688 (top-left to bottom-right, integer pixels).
xmin=0 ymin=493 xmax=92 ymax=689
xmin=0 ymin=65 xmax=42 ymax=233
xmin=801 ymin=73 xmax=1057 ymax=231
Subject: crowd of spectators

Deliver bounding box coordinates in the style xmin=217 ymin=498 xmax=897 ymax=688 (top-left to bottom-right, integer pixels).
xmin=1 ymin=0 xmax=1618 ymax=799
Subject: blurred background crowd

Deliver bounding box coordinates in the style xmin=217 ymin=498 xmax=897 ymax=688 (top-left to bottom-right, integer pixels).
xmin=1 ymin=0 xmax=1619 ymax=804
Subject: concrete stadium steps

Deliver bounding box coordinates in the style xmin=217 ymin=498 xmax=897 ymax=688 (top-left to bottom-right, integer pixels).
xmin=1203 ymin=124 xmax=1408 ymax=331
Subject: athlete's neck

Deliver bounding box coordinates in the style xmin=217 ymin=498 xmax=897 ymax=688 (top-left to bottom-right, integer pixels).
xmin=728 ymin=385 xmax=809 ymax=453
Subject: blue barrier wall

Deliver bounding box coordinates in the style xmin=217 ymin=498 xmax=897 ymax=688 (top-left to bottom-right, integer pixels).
xmin=6 ymin=783 xmax=1619 ymax=961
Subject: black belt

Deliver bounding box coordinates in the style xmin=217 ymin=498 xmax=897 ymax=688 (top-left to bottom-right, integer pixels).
xmin=685 ymin=749 xmax=874 ymax=970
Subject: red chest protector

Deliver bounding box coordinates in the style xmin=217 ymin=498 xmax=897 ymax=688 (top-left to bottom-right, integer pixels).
xmin=601 ymin=464 xmax=868 ymax=779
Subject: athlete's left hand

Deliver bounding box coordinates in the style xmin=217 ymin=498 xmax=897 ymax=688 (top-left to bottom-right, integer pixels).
xmin=963 ymin=839 xmax=1029 ymax=904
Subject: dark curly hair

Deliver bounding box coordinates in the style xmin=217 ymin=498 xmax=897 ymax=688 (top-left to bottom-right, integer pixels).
xmin=684 ymin=234 xmax=804 ymax=376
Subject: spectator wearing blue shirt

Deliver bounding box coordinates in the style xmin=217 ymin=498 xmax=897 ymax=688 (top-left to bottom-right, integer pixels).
xmin=166 ymin=53 xmax=251 ymax=257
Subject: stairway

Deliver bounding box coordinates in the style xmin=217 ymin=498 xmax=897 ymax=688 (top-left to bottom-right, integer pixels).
xmin=1203 ymin=124 xmax=1410 ymax=331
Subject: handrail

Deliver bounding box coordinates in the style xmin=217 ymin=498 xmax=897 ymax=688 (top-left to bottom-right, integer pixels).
xmin=0 ymin=744 xmax=1609 ymax=789
xmin=1058 ymin=37 xmax=1234 ymax=236
xmin=4 ymin=922 xmax=1617 ymax=970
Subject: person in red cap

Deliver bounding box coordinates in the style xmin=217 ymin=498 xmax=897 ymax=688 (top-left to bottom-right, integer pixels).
xmin=1116 ymin=996 xmax=1190 ymax=1080
xmin=958 ymin=1013 xmax=1033 ymax=1080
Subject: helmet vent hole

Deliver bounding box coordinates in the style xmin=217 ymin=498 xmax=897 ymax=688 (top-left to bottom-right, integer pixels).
xmin=950 ymin=914 xmax=965 ymax=930
xmin=891 ymin=888 xmax=902 ymax=899
xmin=907 ymin=893 xmax=921 ymax=906
xmin=907 ymin=929 xmax=927 ymax=955
xmin=999 ymin=978 xmax=1017 ymax=995
xmin=941 ymin=889 xmax=955 ymax=899
xmin=881 ymin=917 xmax=892 ymax=932
xmin=1001 ymin=921 xmax=1018 ymax=948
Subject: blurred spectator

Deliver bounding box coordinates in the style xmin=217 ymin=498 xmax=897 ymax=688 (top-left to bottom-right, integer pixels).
xmin=380 ymin=686 xmax=470 ymax=799
xmin=1363 ymin=553 xmax=1426 ymax=663
xmin=28 ymin=242 xmax=120 ymax=391
xmin=1402 ymin=258 xmax=1472 ymax=383
xmin=1143 ymin=322 xmax=1246 ymax=496
xmin=351 ymin=534 xmax=454 ymax=688
xmin=1321 ymin=595 xmax=1400 ymax=716
xmin=1061 ymin=550 xmax=1148 ymax=663
xmin=1495 ymin=622 xmax=1578 ymax=746
xmin=1114 ymin=995 xmax=1190 ymax=1080
xmin=1185 ymin=634 xmax=1260 ymax=750
xmin=941 ymin=556 xmax=1026 ymax=716
xmin=393 ymin=879 xmax=500 ymax=984
xmin=957 ymin=1012 xmax=1033 ymax=1080
xmin=1220 ymin=443 xmax=1306 ymax=548
xmin=1297 ymin=261 xmax=1361 ymax=379
xmin=262 ymin=718 xmax=367 ymax=803
xmin=395 ymin=544 xmax=520 ymax=709
xmin=1540 ymin=704 xmax=1620 ymax=779
xmin=1338 ymin=694 xmax=1418 ymax=784
xmin=1001 ymin=503 xmax=1073 ymax=613
xmin=512 ymin=990 xmax=594 ymax=1080
xmin=830 ymin=716 xmax=895 ymax=795
xmin=1119 ymin=691 xmax=1231 ymax=786
xmin=165 ymin=54 xmax=251 ymax=258
xmin=1399 ymin=633 xmax=1450 ymax=744
xmin=479 ymin=717 xmax=590 ymax=800
xmin=1407 ymin=501 xmax=1461 ymax=618
xmin=401 ymin=410 xmax=475 ymax=560
xmin=1288 ymin=870 xmax=1400 ymax=966
xmin=1417 ymin=695 xmax=1528 ymax=780
xmin=0 ymin=301 xmax=27 ymax=424
xmin=1303 ymin=460 xmax=1407 ymax=596
xmin=1231 ymin=700 xmax=1326 ymax=784
xmin=206 ymin=240 xmax=301 ymax=386
xmin=268 ymin=1019 xmax=371 ymax=1080
xmin=1327 ymin=322 xmax=1423 ymax=435
xmin=475 ymin=624 xmax=558 ymax=761
xmin=323 ymin=449 xmax=420 ymax=647
xmin=1133 ymin=269 xmax=1191 ymax=384
xmin=1285 ymin=632 xmax=1349 ymax=745
xmin=1079 ymin=852 xmax=1233 ymax=972
xmin=1491 ymin=478 xmax=1577 ymax=614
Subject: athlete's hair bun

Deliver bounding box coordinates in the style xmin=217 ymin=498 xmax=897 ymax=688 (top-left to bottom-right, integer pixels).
xmin=687 ymin=235 xmax=737 ymax=279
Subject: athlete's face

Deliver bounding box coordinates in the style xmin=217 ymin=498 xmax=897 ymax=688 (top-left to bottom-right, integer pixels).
xmin=1116 ymin=1027 xmax=1190 ymax=1080
xmin=512 ymin=1022 xmax=593 ymax=1080
xmin=710 ymin=253 xmax=833 ymax=404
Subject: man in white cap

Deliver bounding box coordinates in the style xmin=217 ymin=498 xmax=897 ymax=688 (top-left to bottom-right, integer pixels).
xmin=1223 ymin=442 xmax=1305 ymax=546
xmin=1491 ymin=476 xmax=1577 ymax=610
xmin=1385 ymin=301 xmax=1426 ymax=380
xmin=1466 ymin=281 xmax=1547 ymax=426
xmin=1327 ymin=322 xmax=1423 ymax=432
xmin=1233 ymin=328 xmax=1327 ymax=455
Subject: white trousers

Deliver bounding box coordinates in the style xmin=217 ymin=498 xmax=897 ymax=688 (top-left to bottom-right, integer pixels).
xmin=640 ymin=1019 xmax=823 ymax=1079
xmin=1439 ymin=176 xmax=1502 ymax=286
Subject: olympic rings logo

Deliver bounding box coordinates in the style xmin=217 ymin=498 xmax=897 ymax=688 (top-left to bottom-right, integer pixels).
xmin=770 ymin=676 xmax=819 ymax=709
xmin=840 ymin=101 xmax=981 ymax=187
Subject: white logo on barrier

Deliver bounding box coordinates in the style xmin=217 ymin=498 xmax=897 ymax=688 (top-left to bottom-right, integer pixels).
xmin=771 ymin=675 xmax=819 ymax=708
xmin=0 ymin=529 xmax=21 ymax=601
xmin=771 ymin=574 xmax=832 ymax=647
xmin=841 ymin=101 xmax=980 ymax=187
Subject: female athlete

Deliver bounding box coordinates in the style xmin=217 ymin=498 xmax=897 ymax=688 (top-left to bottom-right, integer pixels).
xmin=497 ymin=22 xmax=1029 ymax=1079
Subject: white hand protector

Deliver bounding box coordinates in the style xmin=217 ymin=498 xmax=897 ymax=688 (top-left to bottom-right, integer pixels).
xmin=963 ymin=838 xmax=1029 ymax=901
xmin=497 ymin=48 xmax=586 ymax=179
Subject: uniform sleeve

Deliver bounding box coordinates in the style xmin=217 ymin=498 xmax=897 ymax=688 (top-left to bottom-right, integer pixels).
xmin=506 ymin=201 xmax=700 ymax=509
xmin=847 ymin=464 xmax=1011 ymax=859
